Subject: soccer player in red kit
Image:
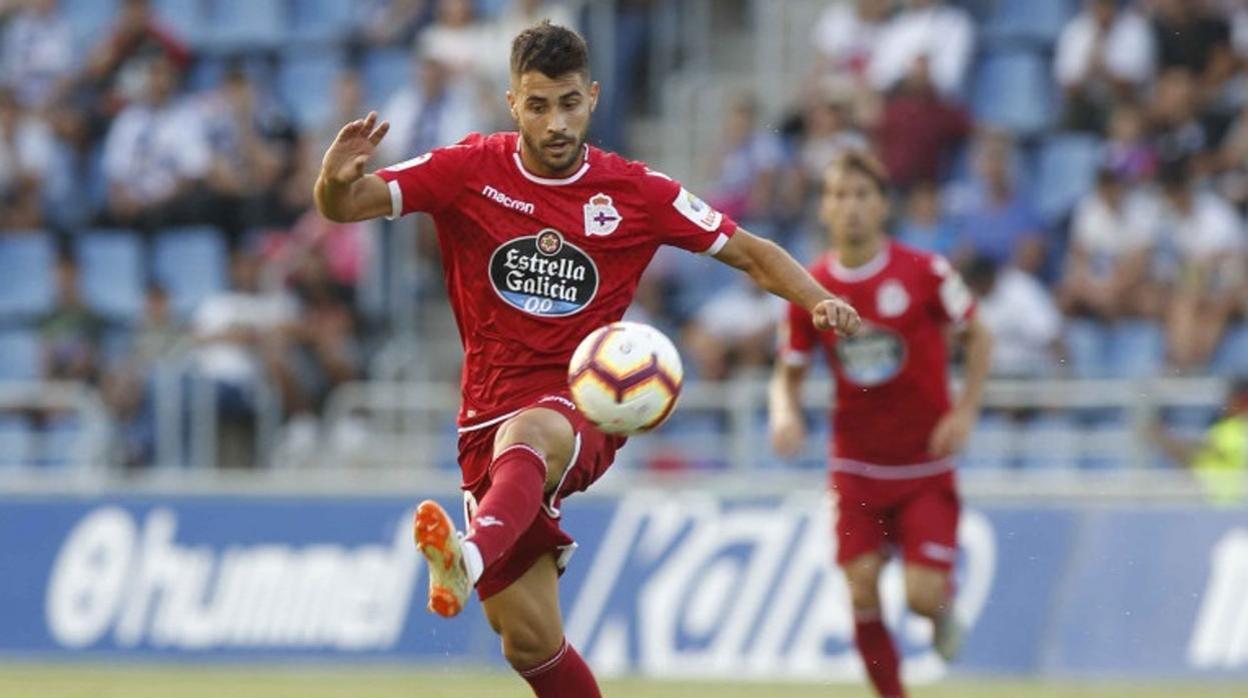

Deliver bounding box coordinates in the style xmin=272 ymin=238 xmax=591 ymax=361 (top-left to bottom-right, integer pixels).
xmin=314 ymin=22 xmax=860 ymax=698
xmin=770 ymin=152 xmax=993 ymax=698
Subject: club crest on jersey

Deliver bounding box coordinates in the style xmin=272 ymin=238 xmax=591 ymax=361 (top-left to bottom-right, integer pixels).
xmin=583 ymin=193 xmax=622 ymax=237
xmin=672 ymin=187 xmax=723 ymax=232
xmin=876 ymin=279 xmax=910 ymax=318
xmin=834 ymin=324 xmax=906 ymax=387
xmin=489 ymin=229 xmax=599 ymax=317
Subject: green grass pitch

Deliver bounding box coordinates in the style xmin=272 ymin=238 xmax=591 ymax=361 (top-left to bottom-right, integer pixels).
xmin=0 ymin=666 xmax=1243 ymax=698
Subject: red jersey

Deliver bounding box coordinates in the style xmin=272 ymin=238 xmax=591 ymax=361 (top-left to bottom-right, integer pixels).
xmin=780 ymin=241 xmax=975 ymax=468
xmin=375 ymin=132 xmax=737 ymax=427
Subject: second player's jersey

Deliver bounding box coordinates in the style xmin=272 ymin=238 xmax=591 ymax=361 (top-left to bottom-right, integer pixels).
xmin=375 ymin=132 xmax=737 ymax=428
xmin=780 ymin=241 xmax=975 ymax=468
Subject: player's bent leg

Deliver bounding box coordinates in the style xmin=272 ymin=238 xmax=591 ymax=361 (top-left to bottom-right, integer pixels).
xmin=906 ymin=562 xmax=964 ymax=663
xmin=841 ymin=552 xmax=906 ymax=698
xmin=483 ymin=554 xmax=602 ymax=698
xmin=461 ymin=408 xmax=576 ymax=585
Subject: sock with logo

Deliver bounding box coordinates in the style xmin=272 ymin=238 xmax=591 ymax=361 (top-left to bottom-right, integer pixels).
xmin=855 ymin=609 xmax=906 ymax=698
xmin=464 ymin=443 xmax=547 ymax=576
xmin=520 ymin=638 xmax=602 ymax=698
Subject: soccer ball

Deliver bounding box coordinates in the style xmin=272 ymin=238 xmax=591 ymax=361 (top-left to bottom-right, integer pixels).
xmin=567 ymin=321 xmax=684 ymax=435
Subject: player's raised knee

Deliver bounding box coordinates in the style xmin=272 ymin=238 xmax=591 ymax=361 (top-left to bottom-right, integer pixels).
xmin=906 ymin=583 xmax=948 ymax=618
xmin=499 ymin=620 xmax=563 ymax=671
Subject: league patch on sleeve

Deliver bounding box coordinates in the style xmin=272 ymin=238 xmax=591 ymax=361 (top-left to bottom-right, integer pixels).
xmin=672 ymin=187 xmax=723 ymax=232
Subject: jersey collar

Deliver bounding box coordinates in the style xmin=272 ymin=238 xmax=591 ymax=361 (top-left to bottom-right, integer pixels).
xmin=828 ymin=244 xmax=891 ymax=282
xmin=512 ymin=135 xmax=591 ymax=186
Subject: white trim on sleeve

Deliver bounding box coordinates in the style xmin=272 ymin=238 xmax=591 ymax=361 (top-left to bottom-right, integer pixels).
xmin=702 ymin=232 xmax=730 ymax=256
xmin=385 ymin=179 xmax=403 ymax=220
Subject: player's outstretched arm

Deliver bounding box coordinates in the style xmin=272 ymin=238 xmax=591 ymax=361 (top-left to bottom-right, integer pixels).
xmin=314 ymin=111 xmax=393 ymax=223
xmin=714 ymin=229 xmax=861 ymax=336
xmin=768 ymin=360 xmax=808 ymax=458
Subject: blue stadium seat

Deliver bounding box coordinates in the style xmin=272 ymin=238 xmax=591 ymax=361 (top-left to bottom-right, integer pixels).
xmin=206 ymin=0 xmax=287 ymax=48
xmin=1064 ymin=319 xmax=1109 ymax=379
xmin=983 ymin=0 xmax=1076 ymax=46
xmin=961 ymin=412 xmax=1016 ymax=469
xmin=1107 ymin=321 xmax=1165 ymax=380
xmin=1035 ymin=134 xmax=1103 ymax=222
xmin=153 ymin=226 xmax=228 ymax=317
xmin=278 ymin=50 xmax=348 ymax=129
xmin=76 ymin=229 xmax=144 ymax=323
xmin=63 ymin=0 xmax=119 ymax=46
xmin=153 ymin=0 xmax=209 ymax=47
xmin=1018 ymin=414 xmax=1079 ymax=469
xmin=290 ymin=0 xmax=357 ymax=43
xmin=36 ymin=416 xmax=84 ymax=468
xmin=363 ymin=48 xmax=413 ymax=105
xmin=971 ymin=49 xmax=1054 ymax=136
xmin=0 ymin=329 xmax=41 ymax=382
xmin=0 ymin=415 xmax=32 ymax=466
xmin=1213 ymin=323 xmax=1248 ymax=375
xmin=0 ymin=233 xmax=55 ymax=320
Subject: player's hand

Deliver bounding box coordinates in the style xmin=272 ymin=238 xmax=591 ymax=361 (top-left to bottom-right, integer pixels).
xmin=770 ymin=413 xmax=807 ymax=459
xmin=812 ymin=297 xmax=861 ymax=336
xmin=928 ymin=407 xmax=976 ymax=458
xmin=321 ymin=111 xmax=390 ymax=185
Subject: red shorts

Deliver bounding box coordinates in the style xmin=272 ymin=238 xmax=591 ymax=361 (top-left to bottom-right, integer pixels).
xmin=458 ymin=394 xmax=624 ymax=600
xmin=830 ymin=467 xmax=960 ymax=572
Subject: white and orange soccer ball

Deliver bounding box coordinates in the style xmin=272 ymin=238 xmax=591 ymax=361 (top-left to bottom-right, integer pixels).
xmin=567 ymin=321 xmax=684 ymax=435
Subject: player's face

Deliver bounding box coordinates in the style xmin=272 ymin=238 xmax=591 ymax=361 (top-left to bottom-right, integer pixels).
xmin=820 ymin=168 xmax=888 ymax=248
xmin=508 ymin=70 xmax=599 ymax=176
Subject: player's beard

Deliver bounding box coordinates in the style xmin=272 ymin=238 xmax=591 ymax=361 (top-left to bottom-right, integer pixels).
xmin=523 ymin=126 xmax=587 ymax=176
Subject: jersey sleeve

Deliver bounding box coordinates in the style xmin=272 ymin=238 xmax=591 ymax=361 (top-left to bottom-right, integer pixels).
xmin=640 ymin=170 xmax=738 ymax=254
xmin=927 ymin=254 xmax=977 ymax=327
xmin=778 ymin=300 xmax=817 ymax=366
xmin=372 ymin=134 xmax=478 ymax=219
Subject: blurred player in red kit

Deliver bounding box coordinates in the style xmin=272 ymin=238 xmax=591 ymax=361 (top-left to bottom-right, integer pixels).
xmin=770 ymin=152 xmax=993 ymax=698
xmin=314 ymin=22 xmax=860 ymax=698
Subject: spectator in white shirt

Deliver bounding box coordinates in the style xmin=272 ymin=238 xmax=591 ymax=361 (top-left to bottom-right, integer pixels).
xmin=965 ymin=256 xmax=1063 ymax=378
xmin=1154 ymin=162 xmax=1246 ymax=371
xmin=484 ymin=0 xmax=576 ymax=91
xmin=1054 ymin=0 xmax=1156 ymax=131
xmin=1 ymin=0 xmax=76 ymax=109
xmin=1059 ymin=166 xmax=1163 ymax=319
xmin=868 ymin=0 xmax=974 ymax=97
xmin=100 ymin=54 xmax=210 ymax=231
xmin=811 ymin=0 xmax=893 ymax=82
xmin=379 ymin=52 xmax=483 ymax=165
xmin=709 ymin=94 xmax=785 ymax=226
xmin=418 ymin=0 xmax=491 ymax=80
xmin=0 ymin=86 xmax=55 ymax=229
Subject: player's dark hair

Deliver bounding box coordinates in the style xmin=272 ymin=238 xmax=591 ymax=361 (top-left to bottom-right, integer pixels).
xmin=510 ymin=21 xmax=590 ymax=80
xmin=828 ymin=150 xmax=889 ymax=195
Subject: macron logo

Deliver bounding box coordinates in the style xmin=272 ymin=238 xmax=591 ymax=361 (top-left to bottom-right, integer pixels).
xmin=475 ymin=516 xmax=504 ymax=528
xmin=482 ymin=185 xmax=535 ymax=215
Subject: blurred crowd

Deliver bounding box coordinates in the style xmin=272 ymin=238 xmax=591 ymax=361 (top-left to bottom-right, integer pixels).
xmin=665 ymin=0 xmax=1248 ymax=384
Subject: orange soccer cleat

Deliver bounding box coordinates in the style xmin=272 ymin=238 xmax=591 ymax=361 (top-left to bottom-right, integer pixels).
xmin=414 ymin=500 xmax=471 ymax=618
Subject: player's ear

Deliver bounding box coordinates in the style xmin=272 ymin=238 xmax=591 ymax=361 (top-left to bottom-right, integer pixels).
xmin=506 ymin=88 xmax=518 ymax=121
xmin=588 ymin=81 xmax=600 ymax=112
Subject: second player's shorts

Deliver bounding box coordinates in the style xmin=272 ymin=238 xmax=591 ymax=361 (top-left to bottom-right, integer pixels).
xmin=457 ymin=394 xmax=625 ymax=600
xmin=830 ymin=464 xmax=960 ymax=572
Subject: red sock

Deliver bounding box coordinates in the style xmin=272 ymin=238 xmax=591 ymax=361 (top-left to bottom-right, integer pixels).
xmin=519 ymin=639 xmax=601 ymax=698
xmin=855 ymin=611 xmax=906 ymax=698
xmin=466 ymin=444 xmax=547 ymax=569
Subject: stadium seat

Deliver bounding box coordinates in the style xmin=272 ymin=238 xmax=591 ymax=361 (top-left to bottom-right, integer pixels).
xmin=1035 ymin=133 xmax=1103 ymax=223
xmin=76 ymin=229 xmax=144 ymax=323
xmin=0 ymin=233 xmax=55 ymax=320
xmin=1078 ymin=416 xmax=1133 ymax=470
xmin=153 ymin=0 xmax=209 ymax=47
xmin=1064 ymin=319 xmax=1109 ymax=379
xmin=206 ymin=0 xmax=287 ymax=49
xmin=36 ymin=416 xmax=84 ymax=468
xmin=1212 ymin=323 xmax=1248 ymax=375
xmin=363 ymin=48 xmax=413 ymax=105
xmin=0 ymin=329 xmax=41 ymax=382
xmin=1018 ymin=414 xmax=1079 ymax=469
xmin=152 ymin=227 xmax=228 ymax=317
xmin=961 ymin=412 xmax=1017 ymax=469
xmin=0 ymin=415 xmax=33 ymax=467
xmin=1106 ymin=321 xmax=1165 ymax=380
xmin=278 ymin=50 xmax=348 ymax=129
xmin=971 ymin=49 xmax=1054 ymax=136
xmin=63 ymin=0 xmax=119 ymax=46
xmin=983 ymin=0 xmax=1077 ymax=46
xmin=290 ymin=0 xmax=357 ymax=43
